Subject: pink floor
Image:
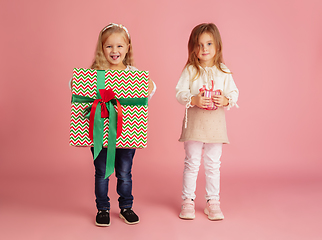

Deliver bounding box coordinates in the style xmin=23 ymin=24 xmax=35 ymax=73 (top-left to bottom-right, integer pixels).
xmin=1 ymin=165 xmax=321 ymax=240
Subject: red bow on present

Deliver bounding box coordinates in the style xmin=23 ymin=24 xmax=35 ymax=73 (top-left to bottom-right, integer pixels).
xmin=199 ymin=80 xmax=214 ymax=93
xmin=89 ymin=88 xmax=122 ymax=141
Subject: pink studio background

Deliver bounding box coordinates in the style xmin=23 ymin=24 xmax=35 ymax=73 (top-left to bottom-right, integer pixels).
xmin=1 ymin=0 xmax=321 ymax=239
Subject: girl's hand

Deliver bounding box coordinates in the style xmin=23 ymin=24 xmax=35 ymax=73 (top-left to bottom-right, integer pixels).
xmin=69 ymin=78 xmax=73 ymax=91
xmin=148 ymin=77 xmax=154 ymax=96
xmin=212 ymin=90 xmax=229 ymax=107
xmin=191 ymin=91 xmax=212 ymax=109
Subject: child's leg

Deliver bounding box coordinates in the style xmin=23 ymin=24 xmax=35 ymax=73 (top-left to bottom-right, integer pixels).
xmin=182 ymin=141 xmax=203 ymax=200
xmin=203 ymin=143 xmax=222 ymax=201
xmin=114 ymin=148 xmax=136 ymax=209
xmin=91 ymin=147 xmax=110 ymax=211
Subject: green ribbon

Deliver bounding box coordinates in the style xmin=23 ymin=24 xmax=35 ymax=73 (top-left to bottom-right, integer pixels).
xmin=71 ymin=70 xmax=148 ymax=178
xmin=72 ymin=95 xmax=148 ymax=108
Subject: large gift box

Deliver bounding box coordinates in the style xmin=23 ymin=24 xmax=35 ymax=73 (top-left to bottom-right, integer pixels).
xmin=69 ymin=68 xmax=149 ymax=177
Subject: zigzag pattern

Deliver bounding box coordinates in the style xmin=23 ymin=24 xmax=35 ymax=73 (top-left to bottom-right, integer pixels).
xmin=69 ymin=103 xmax=92 ymax=146
xmin=102 ymin=106 xmax=148 ymax=148
xmin=105 ymin=70 xmax=148 ymax=98
xmin=72 ymin=68 xmax=97 ymax=98
xmin=69 ymin=68 xmax=149 ymax=148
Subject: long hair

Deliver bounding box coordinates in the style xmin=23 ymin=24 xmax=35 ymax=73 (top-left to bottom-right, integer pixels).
xmin=185 ymin=23 xmax=229 ymax=80
xmin=91 ymin=24 xmax=134 ymax=70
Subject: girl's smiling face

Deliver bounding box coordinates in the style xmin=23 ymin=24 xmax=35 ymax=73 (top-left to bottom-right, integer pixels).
xmin=103 ymin=32 xmax=129 ymax=70
xmin=196 ymin=32 xmax=216 ymax=67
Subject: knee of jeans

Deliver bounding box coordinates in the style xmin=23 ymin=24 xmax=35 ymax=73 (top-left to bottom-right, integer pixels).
xmin=95 ymin=171 xmax=107 ymax=179
xmin=94 ymin=164 xmax=107 ymax=178
xmin=94 ymin=169 xmax=103 ymax=178
xmin=116 ymin=170 xmax=132 ymax=181
xmin=94 ymin=158 xmax=108 ymax=178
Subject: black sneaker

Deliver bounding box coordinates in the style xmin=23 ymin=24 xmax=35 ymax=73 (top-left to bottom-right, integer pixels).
xmin=119 ymin=208 xmax=139 ymax=224
xmin=95 ymin=210 xmax=110 ymax=227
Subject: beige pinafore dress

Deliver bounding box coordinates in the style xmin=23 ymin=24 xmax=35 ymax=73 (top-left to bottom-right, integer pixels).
xmin=179 ymin=106 xmax=229 ymax=144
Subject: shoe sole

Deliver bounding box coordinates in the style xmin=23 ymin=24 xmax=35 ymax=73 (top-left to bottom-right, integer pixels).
xmin=179 ymin=213 xmax=195 ymax=220
xmin=119 ymin=213 xmax=140 ymax=225
xmin=95 ymin=221 xmax=111 ymax=227
xmin=204 ymin=208 xmax=224 ymax=221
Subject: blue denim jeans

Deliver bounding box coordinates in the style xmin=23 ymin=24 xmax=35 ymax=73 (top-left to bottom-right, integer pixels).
xmin=91 ymin=147 xmax=136 ymax=211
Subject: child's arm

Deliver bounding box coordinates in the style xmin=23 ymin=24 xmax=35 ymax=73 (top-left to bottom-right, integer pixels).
xmin=176 ymin=67 xmax=209 ymax=109
xmin=148 ymin=77 xmax=156 ymax=100
xmin=148 ymin=78 xmax=154 ymax=96
xmin=69 ymin=78 xmax=73 ymax=91
xmin=218 ymin=72 xmax=239 ymax=109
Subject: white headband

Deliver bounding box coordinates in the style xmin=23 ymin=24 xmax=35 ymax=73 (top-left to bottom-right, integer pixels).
xmin=102 ymin=23 xmax=130 ymax=39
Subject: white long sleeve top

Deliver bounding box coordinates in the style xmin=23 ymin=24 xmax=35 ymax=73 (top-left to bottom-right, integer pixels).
xmin=176 ymin=64 xmax=238 ymax=110
xmin=175 ymin=64 xmax=239 ymax=143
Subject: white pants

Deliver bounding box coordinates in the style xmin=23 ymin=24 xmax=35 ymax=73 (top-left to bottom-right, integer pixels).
xmin=182 ymin=141 xmax=222 ymax=201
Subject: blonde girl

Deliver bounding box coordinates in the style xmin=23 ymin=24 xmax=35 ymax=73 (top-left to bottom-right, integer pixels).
xmin=176 ymin=23 xmax=238 ymax=221
xmin=91 ymin=23 xmax=134 ymax=70
xmin=80 ymin=23 xmax=155 ymax=226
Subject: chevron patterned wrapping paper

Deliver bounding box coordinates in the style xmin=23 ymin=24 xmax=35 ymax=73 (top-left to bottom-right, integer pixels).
xmin=69 ymin=68 xmax=149 ymax=148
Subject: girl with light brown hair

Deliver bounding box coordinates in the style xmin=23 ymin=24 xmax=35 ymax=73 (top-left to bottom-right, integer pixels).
xmin=176 ymin=23 xmax=239 ymax=221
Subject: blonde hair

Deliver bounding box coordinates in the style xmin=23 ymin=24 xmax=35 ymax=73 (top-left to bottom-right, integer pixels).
xmin=185 ymin=23 xmax=230 ymax=80
xmin=91 ymin=24 xmax=134 ymax=70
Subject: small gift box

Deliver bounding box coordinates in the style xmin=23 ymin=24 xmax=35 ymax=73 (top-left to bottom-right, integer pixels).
xmin=199 ymin=80 xmax=221 ymax=110
xmin=69 ymin=68 xmax=149 ymax=178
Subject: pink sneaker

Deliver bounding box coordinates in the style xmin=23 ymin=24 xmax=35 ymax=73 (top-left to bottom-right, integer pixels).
xmin=179 ymin=199 xmax=195 ymax=219
xmin=204 ymin=199 xmax=224 ymax=220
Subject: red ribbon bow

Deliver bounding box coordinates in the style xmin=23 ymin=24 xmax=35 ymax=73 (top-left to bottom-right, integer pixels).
xmin=89 ymin=89 xmax=123 ymax=141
